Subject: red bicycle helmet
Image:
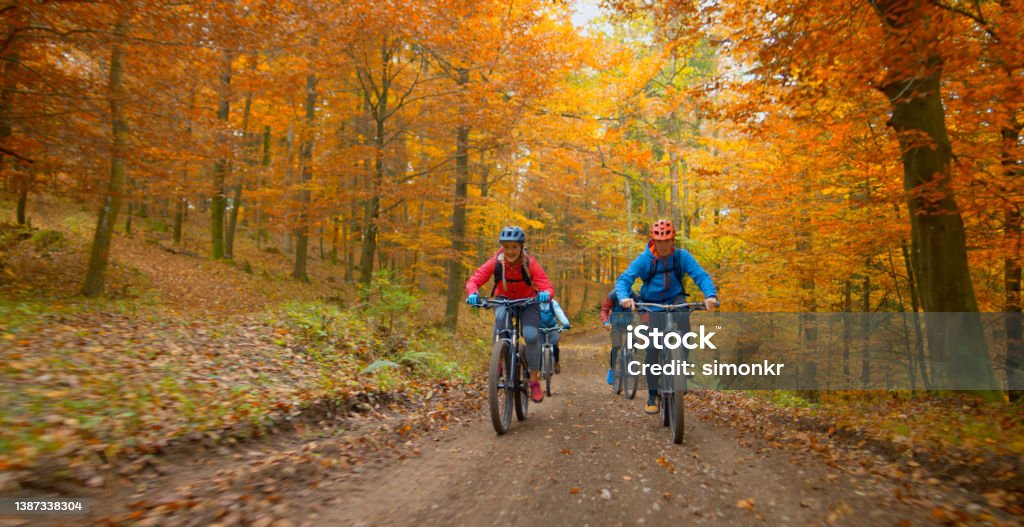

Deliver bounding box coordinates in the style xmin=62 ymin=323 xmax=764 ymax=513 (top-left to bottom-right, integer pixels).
xmin=651 ymin=219 xmax=676 ymax=240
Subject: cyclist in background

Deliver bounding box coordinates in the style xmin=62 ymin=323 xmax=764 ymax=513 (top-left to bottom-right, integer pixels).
xmin=601 ymin=289 xmax=639 ymax=385
xmin=466 ymin=226 xmax=555 ymax=403
xmin=539 ymin=296 xmax=571 ymax=373
xmin=615 ymin=219 xmax=719 ymax=415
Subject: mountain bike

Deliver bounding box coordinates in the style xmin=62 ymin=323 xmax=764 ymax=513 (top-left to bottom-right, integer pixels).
xmin=539 ymin=326 xmax=567 ymax=396
xmin=471 ymin=296 xmax=539 ymax=435
xmin=633 ymin=301 xmax=706 ymax=445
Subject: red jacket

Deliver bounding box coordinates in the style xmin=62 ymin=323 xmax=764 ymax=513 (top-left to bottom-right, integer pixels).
xmin=466 ymin=252 xmax=554 ymax=300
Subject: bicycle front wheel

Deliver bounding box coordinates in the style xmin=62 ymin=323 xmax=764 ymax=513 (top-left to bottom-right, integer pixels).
xmin=662 ymin=392 xmax=672 ymax=428
xmin=488 ymin=340 xmax=513 ymax=435
xmin=544 ymin=347 xmax=553 ymax=396
xmin=671 ymin=390 xmax=685 ymax=444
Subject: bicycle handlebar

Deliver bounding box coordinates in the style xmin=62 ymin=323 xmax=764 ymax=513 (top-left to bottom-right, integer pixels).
xmin=469 ymin=296 xmax=540 ymax=309
xmin=633 ymin=301 xmax=708 ymax=312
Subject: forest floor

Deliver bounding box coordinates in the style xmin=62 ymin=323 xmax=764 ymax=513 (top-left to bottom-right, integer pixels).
xmin=1 ymin=195 xmax=1023 ymax=526
xmin=6 ymin=332 xmax=1024 ymax=527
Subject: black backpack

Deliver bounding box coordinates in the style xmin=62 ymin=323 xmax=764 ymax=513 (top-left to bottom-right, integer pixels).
xmin=491 ymin=250 xmax=533 ymax=296
xmin=645 ymin=250 xmax=686 ymax=295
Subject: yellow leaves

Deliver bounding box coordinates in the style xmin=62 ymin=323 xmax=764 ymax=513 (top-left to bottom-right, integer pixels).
xmin=736 ymin=498 xmax=755 ymax=510
xmin=43 ymin=390 xmax=69 ymax=398
xmin=983 ymin=490 xmax=1008 ymax=509
xmin=827 ymin=500 xmax=854 ymax=524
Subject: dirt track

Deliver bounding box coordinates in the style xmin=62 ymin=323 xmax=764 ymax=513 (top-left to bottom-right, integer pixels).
xmin=313 ymin=331 xmax=960 ymax=526
xmin=20 ymin=331 xmax=999 ymax=527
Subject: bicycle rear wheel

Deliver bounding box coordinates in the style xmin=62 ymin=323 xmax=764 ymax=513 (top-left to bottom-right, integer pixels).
xmin=624 ymin=348 xmax=639 ymax=399
xmin=488 ymin=340 xmax=513 ymax=435
xmin=514 ymin=342 xmax=529 ymax=421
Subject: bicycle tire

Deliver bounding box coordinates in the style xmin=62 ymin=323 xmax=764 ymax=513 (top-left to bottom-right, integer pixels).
xmin=613 ymin=348 xmax=624 ymax=395
xmin=671 ymin=390 xmax=685 ymax=444
xmin=544 ymin=347 xmax=553 ymax=396
xmin=488 ymin=340 xmax=513 ymax=435
xmin=514 ymin=342 xmax=529 ymax=421
xmin=625 ymin=348 xmax=639 ymax=399
xmin=662 ymin=392 xmax=672 ymax=427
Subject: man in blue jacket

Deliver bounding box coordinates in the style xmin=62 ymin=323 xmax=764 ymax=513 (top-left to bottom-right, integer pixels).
xmin=615 ymin=219 xmax=719 ymax=415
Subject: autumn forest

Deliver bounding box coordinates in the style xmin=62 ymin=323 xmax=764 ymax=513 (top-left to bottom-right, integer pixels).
xmin=1 ymin=0 xmax=1023 ymax=523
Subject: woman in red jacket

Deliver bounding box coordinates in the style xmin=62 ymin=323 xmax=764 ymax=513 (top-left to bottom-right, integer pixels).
xmin=466 ymin=226 xmax=554 ymax=403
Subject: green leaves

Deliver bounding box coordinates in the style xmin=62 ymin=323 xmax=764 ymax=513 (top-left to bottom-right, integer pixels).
xmin=361 ymin=360 xmax=400 ymax=375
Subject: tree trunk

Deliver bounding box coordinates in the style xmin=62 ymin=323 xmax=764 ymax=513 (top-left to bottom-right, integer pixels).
xmin=861 ymin=272 xmax=871 ymax=388
xmin=873 ymin=0 xmax=996 ymax=392
xmin=1 ymin=7 xmax=24 ymax=221
xmin=256 ymin=125 xmax=270 ymax=250
xmin=292 ymin=68 xmax=317 ymax=282
xmin=211 ymin=50 xmax=232 ymax=260
xmin=624 ymin=176 xmax=632 ymax=234
xmin=226 ymin=59 xmax=256 ymax=261
xmin=358 ymin=93 xmax=386 ymax=286
xmin=173 ymin=197 xmax=184 ymax=244
xmin=124 ymin=197 xmax=133 ymax=236
xmin=843 ymin=279 xmax=852 ymax=383
xmin=15 ymin=176 xmax=28 ymax=225
xmin=901 ymin=238 xmax=930 ymax=388
xmin=579 ymin=253 xmax=592 ymax=319
xmin=225 ymin=183 xmax=241 ymax=259
xmin=343 ymin=216 xmax=353 ymax=281
xmin=82 ymin=13 xmax=129 ymax=298
xmin=669 ymin=149 xmax=681 ymax=230
xmin=444 ymin=70 xmax=470 ymax=329
xmin=642 ymin=177 xmax=652 ymax=219
xmin=1003 ymin=123 xmax=1023 ymax=401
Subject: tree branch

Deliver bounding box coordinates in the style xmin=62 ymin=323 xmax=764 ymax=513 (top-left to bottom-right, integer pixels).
xmin=0 ymin=146 xmax=36 ymax=164
xmin=930 ymin=0 xmax=999 ymax=42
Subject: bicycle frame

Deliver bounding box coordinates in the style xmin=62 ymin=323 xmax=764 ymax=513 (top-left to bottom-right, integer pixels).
xmin=538 ymin=327 xmax=564 ymax=374
xmin=473 ymin=296 xmax=539 ymax=434
xmin=634 ymin=302 xmax=705 ymax=395
xmin=539 ymin=326 xmax=565 ymax=396
xmin=633 ymin=301 xmax=707 ymax=444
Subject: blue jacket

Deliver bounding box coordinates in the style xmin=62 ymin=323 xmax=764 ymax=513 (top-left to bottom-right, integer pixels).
xmin=615 ymin=241 xmax=717 ymax=305
xmin=539 ymin=299 xmax=570 ymax=329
